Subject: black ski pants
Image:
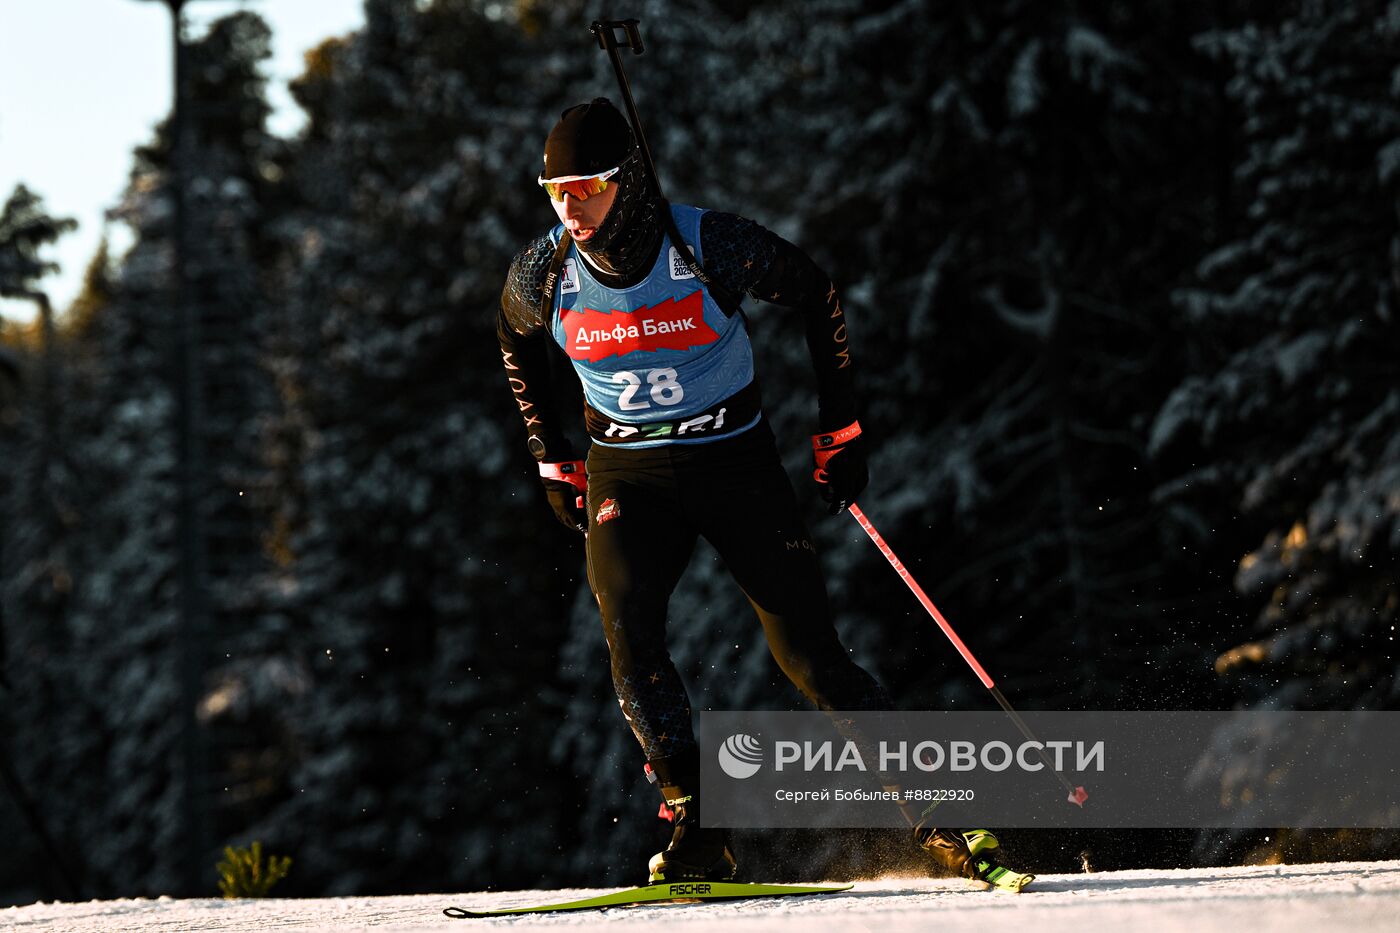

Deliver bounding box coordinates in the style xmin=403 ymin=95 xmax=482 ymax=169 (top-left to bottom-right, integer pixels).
xmin=584 ymin=419 xmax=891 ymax=763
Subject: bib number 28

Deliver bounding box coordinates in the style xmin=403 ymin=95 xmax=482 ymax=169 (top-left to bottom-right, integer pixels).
xmin=614 ymin=368 xmax=684 ymax=410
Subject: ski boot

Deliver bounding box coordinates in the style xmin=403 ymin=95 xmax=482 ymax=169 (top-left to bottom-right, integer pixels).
xmin=915 ymin=827 xmax=1035 ymax=893
xmin=645 ymin=753 xmax=737 ymax=884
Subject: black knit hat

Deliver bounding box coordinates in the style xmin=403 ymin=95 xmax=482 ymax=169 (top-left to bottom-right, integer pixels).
xmin=542 ymin=98 xmax=635 ymax=179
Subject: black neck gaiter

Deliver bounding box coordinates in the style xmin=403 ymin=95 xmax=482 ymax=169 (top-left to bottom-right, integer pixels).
xmin=575 ymin=151 xmax=663 ymax=283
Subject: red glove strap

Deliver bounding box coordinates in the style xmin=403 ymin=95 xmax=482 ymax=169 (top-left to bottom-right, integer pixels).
xmin=539 ymin=460 xmax=587 ymax=493
xmin=811 ymin=420 xmax=862 ymax=451
xmin=811 ymin=421 xmax=861 ymax=481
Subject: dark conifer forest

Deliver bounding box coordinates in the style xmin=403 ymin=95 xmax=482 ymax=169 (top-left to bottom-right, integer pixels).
xmin=1 ymin=0 xmax=1397 ymax=904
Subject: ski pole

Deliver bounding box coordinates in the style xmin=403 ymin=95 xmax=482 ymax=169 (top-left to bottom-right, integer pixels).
xmin=590 ymin=19 xmax=664 ymax=197
xmin=848 ymin=503 xmax=1089 ymax=808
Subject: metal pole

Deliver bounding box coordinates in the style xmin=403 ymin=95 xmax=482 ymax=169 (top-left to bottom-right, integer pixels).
xmin=152 ymin=0 xmax=212 ymax=895
xmin=176 ymin=0 xmax=211 ymax=897
xmin=36 ymin=292 xmax=55 ymax=474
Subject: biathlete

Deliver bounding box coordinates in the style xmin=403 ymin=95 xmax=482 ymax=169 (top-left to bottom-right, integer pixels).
xmin=497 ymin=98 xmax=1030 ymax=892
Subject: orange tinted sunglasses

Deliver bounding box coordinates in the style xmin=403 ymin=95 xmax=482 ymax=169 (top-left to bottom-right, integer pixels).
xmin=537 ymin=165 xmax=620 ymax=202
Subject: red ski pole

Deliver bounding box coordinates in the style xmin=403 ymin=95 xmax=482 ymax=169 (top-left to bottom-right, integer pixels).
xmin=847 ymin=503 xmax=1088 ymax=808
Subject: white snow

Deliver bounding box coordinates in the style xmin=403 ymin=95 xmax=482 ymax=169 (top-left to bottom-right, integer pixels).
xmin=7 ymin=860 xmax=1400 ymax=932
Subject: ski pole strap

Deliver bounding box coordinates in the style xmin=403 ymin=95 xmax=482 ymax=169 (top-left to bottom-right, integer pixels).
xmin=539 ymin=460 xmax=587 ymax=494
xmin=813 ymin=420 xmax=862 ymax=449
xmin=811 ymin=420 xmax=862 ymax=479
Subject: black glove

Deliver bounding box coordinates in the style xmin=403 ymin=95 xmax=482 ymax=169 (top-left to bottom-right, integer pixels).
xmin=812 ymin=421 xmax=868 ymax=515
xmin=539 ymin=460 xmax=588 ymax=533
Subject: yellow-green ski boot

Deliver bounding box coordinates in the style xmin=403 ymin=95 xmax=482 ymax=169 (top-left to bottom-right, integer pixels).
xmin=961 ymin=829 xmax=1035 ymax=893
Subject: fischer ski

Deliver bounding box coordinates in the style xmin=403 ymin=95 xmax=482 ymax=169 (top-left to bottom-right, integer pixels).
xmin=443 ymin=881 xmax=854 ymax=917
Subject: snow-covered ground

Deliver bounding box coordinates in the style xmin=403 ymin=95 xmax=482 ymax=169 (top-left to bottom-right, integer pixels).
xmin=7 ymin=860 xmax=1400 ymax=932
